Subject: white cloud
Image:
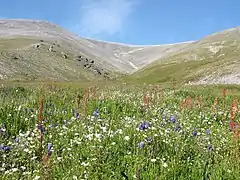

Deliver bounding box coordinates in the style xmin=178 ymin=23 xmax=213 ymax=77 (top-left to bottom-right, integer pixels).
xmin=75 ymin=0 xmax=138 ymax=39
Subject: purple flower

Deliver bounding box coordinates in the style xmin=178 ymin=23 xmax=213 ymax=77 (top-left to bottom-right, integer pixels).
xmin=163 ymin=114 xmax=167 ymax=119
xmin=138 ymin=121 xmax=150 ymax=131
xmin=76 ymin=112 xmax=80 ymax=119
xmin=0 ymin=144 xmax=4 ymax=151
xmin=170 ymin=115 xmax=176 ymax=123
xmin=47 ymin=143 xmax=53 ymax=151
xmin=138 ymin=141 xmax=145 ymax=148
xmin=4 ymin=146 xmax=11 ymax=152
xmin=49 ymin=124 xmax=54 ymax=128
xmin=138 ymin=123 xmax=145 ymax=131
xmin=42 ymin=127 xmax=46 ymax=133
xmin=14 ymin=137 xmax=19 ymax=143
xmin=174 ymin=124 xmax=181 ymax=132
xmin=193 ymin=129 xmax=197 ymax=137
xmin=208 ymin=144 xmax=213 ymax=151
xmin=146 ymin=137 xmax=152 ymax=144
xmin=48 ymin=150 xmax=53 ymax=156
xmin=206 ymin=129 xmax=211 ymax=135
xmin=161 ymin=122 xmax=166 ymax=126
xmin=93 ymin=109 xmax=99 ymax=117
xmin=145 ymin=122 xmax=151 ymax=128
xmin=47 ymin=143 xmax=53 ymax=156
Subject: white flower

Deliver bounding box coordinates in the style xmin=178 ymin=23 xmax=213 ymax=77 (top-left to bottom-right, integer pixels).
xmin=11 ymin=168 xmax=19 ymax=172
xmin=151 ymin=159 xmax=157 ymax=163
xmin=101 ymin=126 xmax=107 ymax=133
xmin=81 ymin=162 xmax=89 ymax=167
xmin=24 ymin=148 xmax=30 ymax=153
xmin=95 ymin=133 xmax=101 ymax=139
xmin=23 ymin=172 xmax=31 ymax=175
xmin=33 ymin=176 xmax=40 ymax=180
xmin=118 ymin=129 xmax=123 ymax=134
xmin=18 ymin=105 xmax=22 ymax=111
xmin=21 ymin=166 xmax=26 ymax=170
xmin=163 ymin=162 xmax=168 ymax=168
xmin=124 ymin=136 xmax=130 ymax=141
xmin=111 ymin=142 xmax=116 ymax=145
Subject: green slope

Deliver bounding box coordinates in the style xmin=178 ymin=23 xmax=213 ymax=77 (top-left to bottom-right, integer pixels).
xmin=0 ymin=37 xmax=113 ymax=81
xmin=124 ymin=37 xmax=240 ymax=84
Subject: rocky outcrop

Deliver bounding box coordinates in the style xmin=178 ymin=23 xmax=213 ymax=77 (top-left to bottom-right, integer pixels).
xmin=75 ymin=54 xmax=110 ymax=79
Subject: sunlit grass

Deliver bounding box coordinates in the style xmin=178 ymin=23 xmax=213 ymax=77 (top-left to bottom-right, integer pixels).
xmin=0 ymin=83 xmax=240 ymax=179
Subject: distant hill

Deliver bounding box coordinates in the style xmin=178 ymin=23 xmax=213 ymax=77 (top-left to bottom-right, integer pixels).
xmin=0 ymin=18 xmax=239 ymax=84
xmin=126 ymin=27 xmax=240 ymax=85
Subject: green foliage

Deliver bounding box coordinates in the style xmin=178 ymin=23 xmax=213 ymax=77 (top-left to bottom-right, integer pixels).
xmin=0 ymin=84 xmax=240 ymax=179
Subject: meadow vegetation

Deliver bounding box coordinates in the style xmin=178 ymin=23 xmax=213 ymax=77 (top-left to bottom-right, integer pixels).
xmin=0 ymin=82 xmax=240 ymax=179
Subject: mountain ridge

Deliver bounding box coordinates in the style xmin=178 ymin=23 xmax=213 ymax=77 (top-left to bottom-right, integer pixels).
xmin=0 ymin=18 xmax=239 ymax=84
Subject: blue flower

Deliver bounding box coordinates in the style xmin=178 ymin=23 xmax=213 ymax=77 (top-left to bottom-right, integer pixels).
xmin=206 ymin=129 xmax=211 ymax=135
xmin=208 ymin=144 xmax=213 ymax=151
xmin=47 ymin=143 xmax=53 ymax=156
xmin=93 ymin=109 xmax=99 ymax=117
xmin=161 ymin=122 xmax=166 ymax=126
xmin=14 ymin=137 xmax=19 ymax=143
xmin=138 ymin=121 xmax=150 ymax=131
xmin=170 ymin=115 xmax=176 ymax=123
xmin=193 ymin=129 xmax=197 ymax=137
xmin=47 ymin=143 xmax=52 ymax=151
xmin=174 ymin=124 xmax=181 ymax=132
xmin=138 ymin=123 xmax=145 ymax=131
xmin=146 ymin=137 xmax=152 ymax=144
xmin=48 ymin=150 xmax=53 ymax=156
xmin=76 ymin=112 xmax=80 ymax=119
xmin=163 ymin=114 xmax=167 ymax=119
xmin=145 ymin=122 xmax=150 ymax=129
xmin=4 ymin=146 xmax=11 ymax=152
xmin=0 ymin=144 xmax=4 ymax=151
xmin=138 ymin=141 xmax=145 ymax=148
xmin=42 ymin=127 xmax=46 ymax=133
xmin=37 ymin=124 xmax=41 ymax=130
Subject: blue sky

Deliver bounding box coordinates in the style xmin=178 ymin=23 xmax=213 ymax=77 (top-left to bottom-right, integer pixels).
xmin=0 ymin=0 xmax=239 ymax=45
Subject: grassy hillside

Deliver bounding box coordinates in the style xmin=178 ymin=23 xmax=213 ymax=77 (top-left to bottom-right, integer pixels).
xmin=0 ymin=37 xmax=116 ymax=81
xmin=125 ymin=29 xmax=240 ymax=85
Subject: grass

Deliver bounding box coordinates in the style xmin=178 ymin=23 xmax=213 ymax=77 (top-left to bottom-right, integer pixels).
xmin=0 ymin=82 xmax=240 ymax=179
xmin=0 ymin=37 xmax=39 ymax=50
xmin=124 ymin=40 xmax=240 ymax=84
xmin=0 ymin=37 xmax=111 ymax=81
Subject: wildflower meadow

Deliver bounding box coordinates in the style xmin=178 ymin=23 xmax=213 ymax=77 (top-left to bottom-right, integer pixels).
xmin=0 ymin=83 xmax=240 ymax=179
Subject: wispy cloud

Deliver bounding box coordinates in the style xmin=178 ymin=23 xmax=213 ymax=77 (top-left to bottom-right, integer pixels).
xmin=74 ymin=0 xmax=139 ymax=40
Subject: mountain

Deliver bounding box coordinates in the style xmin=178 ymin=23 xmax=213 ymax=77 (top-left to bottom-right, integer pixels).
xmin=0 ymin=18 xmax=192 ymax=81
xmin=127 ymin=27 xmax=240 ymax=85
xmin=0 ymin=18 xmax=239 ymax=84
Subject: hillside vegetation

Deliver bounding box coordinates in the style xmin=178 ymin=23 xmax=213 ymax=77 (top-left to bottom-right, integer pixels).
xmin=126 ymin=28 xmax=240 ymax=84
xmin=0 ymin=19 xmax=240 ymax=85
